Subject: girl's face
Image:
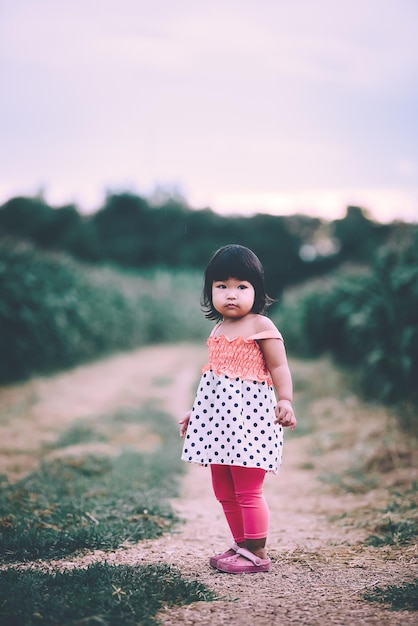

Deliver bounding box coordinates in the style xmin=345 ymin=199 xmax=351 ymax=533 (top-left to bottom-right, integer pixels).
xmin=212 ymin=277 xmax=255 ymax=320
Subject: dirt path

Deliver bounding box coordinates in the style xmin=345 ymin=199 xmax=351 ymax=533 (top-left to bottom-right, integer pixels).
xmin=1 ymin=344 xmax=417 ymax=625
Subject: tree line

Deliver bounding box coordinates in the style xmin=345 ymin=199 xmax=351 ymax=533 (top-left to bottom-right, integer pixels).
xmin=1 ymin=193 xmax=417 ymax=420
xmin=0 ymin=193 xmax=399 ymax=296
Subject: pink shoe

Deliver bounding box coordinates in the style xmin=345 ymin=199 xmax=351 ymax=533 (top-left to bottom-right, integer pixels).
xmin=209 ymin=543 xmax=240 ymax=568
xmin=216 ymin=547 xmax=271 ymax=574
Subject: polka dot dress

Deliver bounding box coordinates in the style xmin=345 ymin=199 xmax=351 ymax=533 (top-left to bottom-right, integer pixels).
xmin=181 ymin=328 xmax=284 ymax=474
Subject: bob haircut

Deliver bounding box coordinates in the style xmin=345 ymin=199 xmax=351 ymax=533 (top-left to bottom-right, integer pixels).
xmin=201 ymin=244 xmax=274 ymax=320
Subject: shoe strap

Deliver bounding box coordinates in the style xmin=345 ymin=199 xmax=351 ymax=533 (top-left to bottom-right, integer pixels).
xmin=235 ymin=547 xmax=262 ymax=565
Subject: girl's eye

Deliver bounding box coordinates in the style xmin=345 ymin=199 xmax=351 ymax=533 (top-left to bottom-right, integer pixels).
xmin=238 ymin=285 xmax=248 ymax=290
xmin=215 ymin=284 xmax=226 ymax=289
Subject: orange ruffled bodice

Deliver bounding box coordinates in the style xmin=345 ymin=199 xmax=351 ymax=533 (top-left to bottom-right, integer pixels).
xmin=201 ymin=327 xmax=283 ymax=385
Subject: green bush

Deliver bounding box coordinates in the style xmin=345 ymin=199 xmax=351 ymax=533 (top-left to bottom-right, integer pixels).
xmin=273 ymin=230 xmax=418 ymax=415
xmin=0 ymin=239 xmax=208 ymax=383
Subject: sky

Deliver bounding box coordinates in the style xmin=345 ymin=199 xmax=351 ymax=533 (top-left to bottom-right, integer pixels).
xmin=1 ymin=0 xmax=417 ymax=223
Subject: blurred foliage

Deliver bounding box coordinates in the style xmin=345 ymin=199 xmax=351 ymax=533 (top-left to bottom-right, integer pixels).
xmin=0 ymin=239 xmax=208 ymax=383
xmin=0 ymin=193 xmax=416 ymax=416
xmin=0 ymin=194 xmax=398 ymax=296
xmin=273 ymin=226 xmax=418 ymax=424
xmin=332 ymin=205 xmax=391 ymax=261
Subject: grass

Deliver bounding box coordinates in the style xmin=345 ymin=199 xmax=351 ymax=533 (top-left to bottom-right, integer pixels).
xmin=0 ymin=562 xmax=216 ymax=625
xmin=290 ymin=357 xmax=417 ymax=618
xmin=363 ymin=580 xmax=418 ymax=611
xmin=317 ymin=434 xmax=418 ymax=550
xmin=0 ymin=405 xmax=185 ymax=563
xmin=0 ymin=401 xmax=218 ymax=624
xmin=319 ymin=468 xmax=378 ymax=494
xmin=54 ymin=423 xmax=108 ymax=448
xmin=289 ymin=356 xmax=343 ymax=439
xmin=366 ymin=519 xmax=417 ymax=547
xmin=365 ymin=482 xmax=418 ymax=547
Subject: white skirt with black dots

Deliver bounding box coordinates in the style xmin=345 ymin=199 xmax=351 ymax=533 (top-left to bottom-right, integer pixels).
xmin=181 ymin=370 xmax=283 ymax=474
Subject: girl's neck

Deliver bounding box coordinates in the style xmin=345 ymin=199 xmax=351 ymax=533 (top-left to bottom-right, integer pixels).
xmin=218 ymin=313 xmax=258 ymax=338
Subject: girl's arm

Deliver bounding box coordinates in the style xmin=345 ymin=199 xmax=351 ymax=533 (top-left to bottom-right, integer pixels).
xmin=260 ymin=338 xmax=297 ymax=430
xmin=179 ymin=410 xmax=191 ymax=438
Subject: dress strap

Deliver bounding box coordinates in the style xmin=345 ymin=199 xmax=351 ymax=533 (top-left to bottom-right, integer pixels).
xmin=248 ymin=329 xmax=283 ymax=341
xmin=209 ymin=322 xmax=223 ymax=337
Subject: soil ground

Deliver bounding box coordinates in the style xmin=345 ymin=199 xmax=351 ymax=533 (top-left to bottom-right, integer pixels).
xmin=0 ymin=343 xmax=417 ymax=625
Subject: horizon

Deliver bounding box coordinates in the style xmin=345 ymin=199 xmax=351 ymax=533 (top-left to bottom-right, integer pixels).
xmin=1 ymin=184 xmax=418 ymax=225
xmin=1 ymin=186 xmax=416 ymax=227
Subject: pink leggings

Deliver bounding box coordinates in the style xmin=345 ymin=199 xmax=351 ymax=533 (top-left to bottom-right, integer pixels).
xmin=210 ymin=465 xmax=269 ymax=542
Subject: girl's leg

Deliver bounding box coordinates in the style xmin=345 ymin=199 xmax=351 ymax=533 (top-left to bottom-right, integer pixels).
xmin=230 ymin=466 xmax=269 ymax=559
xmin=210 ymin=464 xmax=246 ymax=543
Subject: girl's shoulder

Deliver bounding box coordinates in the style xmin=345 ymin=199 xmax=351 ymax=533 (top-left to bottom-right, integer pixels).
xmin=249 ymin=315 xmax=283 ymax=341
xmin=253 ymin=314 xmax=279 ymax=333
xmin=209 ymin=315 xmax=282 ymax=341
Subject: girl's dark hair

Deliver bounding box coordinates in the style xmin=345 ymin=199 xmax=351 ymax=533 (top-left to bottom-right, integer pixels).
xmin=201 ymin=244 xmax=274 ymax=320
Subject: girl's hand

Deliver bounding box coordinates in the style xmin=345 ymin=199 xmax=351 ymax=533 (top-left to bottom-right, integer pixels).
xmin=179 ymin=411 xmax=191 ymax=438
xmin=274 ymin=400 xmax=297 ymax=430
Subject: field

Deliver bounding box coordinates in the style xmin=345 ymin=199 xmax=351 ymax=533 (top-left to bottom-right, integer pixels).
xmin=0 ymin=343 xmax=417 ymax=625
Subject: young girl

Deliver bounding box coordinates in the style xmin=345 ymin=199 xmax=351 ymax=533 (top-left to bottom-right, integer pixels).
xmin=180 ymin=244 xmax=296 ymax=574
